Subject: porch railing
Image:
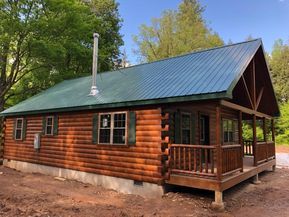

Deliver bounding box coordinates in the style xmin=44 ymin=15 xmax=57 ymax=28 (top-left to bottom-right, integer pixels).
xmin=221 ymin=144 xmax=243 ymax=175
xmin=243 ymin=140 xmax=275 ymax=164
xmin=243 ymin=140 xmax=254 ymax=156
xmin=169 ymin=144 xmax=243 ymax=179
xmin=255 ymin=141 xmax=275 ymax=164
xmin=168 ymin=141 xmax=275 ymax=180
xmin=169 ymin=144 xmax=217 ymax=178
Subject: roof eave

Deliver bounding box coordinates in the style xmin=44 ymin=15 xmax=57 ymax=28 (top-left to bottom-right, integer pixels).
xmin=0 ymin=91 xmax=230 ymax=117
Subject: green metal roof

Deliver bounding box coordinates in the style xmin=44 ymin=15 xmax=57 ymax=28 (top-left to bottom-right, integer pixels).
xmin=1 ymin=39 xmax=264 ymax=116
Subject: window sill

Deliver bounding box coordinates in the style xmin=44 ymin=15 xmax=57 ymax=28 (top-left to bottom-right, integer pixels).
xmin=95 ymin=143 xmax=130 ymax=148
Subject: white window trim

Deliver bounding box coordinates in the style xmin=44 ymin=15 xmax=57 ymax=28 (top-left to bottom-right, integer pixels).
xmin=45 ymin=116 xmax=54 ymax=136
xmin=98 ymin=112 xmax=128 ymax=145
xmin=15 ymin=118 xmax=24 ymax=140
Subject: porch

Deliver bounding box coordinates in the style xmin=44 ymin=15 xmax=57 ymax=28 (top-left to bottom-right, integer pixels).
xmin=166 ymin=141 xmax=276 ymax=192
xmin=162 ymin=98 xmax=277 ymax=209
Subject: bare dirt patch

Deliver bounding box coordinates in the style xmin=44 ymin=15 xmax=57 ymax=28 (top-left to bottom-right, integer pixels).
xmin=0 ymin=166 xmax=289 ymax=217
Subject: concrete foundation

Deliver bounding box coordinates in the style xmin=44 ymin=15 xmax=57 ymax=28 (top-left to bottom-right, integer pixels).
xmin=3 ymin=159 xmax=165 ymax=199
xmin=252 ymin=173 xmax=261 ymax=184
xmin=211 ymin=191 xmax=225 ymax=210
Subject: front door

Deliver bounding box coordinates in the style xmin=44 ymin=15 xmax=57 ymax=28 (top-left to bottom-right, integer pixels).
xmin=200 ymin=115 xmax=210 ymax=163
xmin=200 ymin=115 xmax=210 ymax=145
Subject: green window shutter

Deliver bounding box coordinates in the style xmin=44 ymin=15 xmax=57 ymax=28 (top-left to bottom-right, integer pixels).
xmin=191 ymin=113 xmax=196 ymax=144
xmin=128 ymin=111 xmax=136 ymax=145
xmin=13 ymin=119 xmax=16 ymax=140
xmin=53 ymin=115 xmax=58 ymax=135
xmin=174 ymin=111 xmax=181 ymax=144
xmin=22 ymin=118 xmax=27 ymax=140
xmin=92 ymin=114 xmax=98 ymax=144
xmin=42 ymin=117 xmax=46 ymax=134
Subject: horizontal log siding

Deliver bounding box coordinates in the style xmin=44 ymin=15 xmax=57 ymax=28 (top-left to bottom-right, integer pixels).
xmin=4 ymin=108 xmax=163 ymax=184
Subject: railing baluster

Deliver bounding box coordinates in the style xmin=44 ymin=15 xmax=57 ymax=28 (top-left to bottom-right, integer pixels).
xmin=183 ymin=147 xmax=186 ymax=170
xmin=194 ymin=148 xmax=197 ymax=172
xmin=178 ymin=147 xmax=181 ymax=169
xmin=173 ymin=147 xmax=176 ymax=169
xmin=205 ymin=149 xmax=208 ymax=173
xmin=199 ymin=149 xmax=202 ymax=172
xmin=189 ymin=148 xmax=191 ymax=171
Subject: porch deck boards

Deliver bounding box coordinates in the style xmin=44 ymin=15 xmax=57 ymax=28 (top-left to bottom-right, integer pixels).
xmin=166 ymin=156 xmax=276 ymax=192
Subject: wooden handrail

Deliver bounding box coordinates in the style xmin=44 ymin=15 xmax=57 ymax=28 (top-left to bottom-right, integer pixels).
xmin=222 ymin=144 xmax=242 ymax=149
xmin=170 ymin=144 xmax=216 ymax=149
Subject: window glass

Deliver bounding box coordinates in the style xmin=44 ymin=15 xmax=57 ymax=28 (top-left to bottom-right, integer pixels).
xmin=45 ymin=117 xmax=54 ymax=135
xmin=15 ymin=118 xmax=23 ymax=140
xmin=99 ymin=113 xmax=126 ymax=144
xmin=99 ymin=114 xmax=111 ymax=143
xmin=113 ymin=113 xmax=126 ymax=144
xmin=223 ymin=120 xmax=228 ymax=142
xmin=223 ymin=119 xmax=239 ymax=144
xmin=233 ymin=120 xmax=239 ymax=143
xmin=181 ymin=114 xmax=191 ymax=144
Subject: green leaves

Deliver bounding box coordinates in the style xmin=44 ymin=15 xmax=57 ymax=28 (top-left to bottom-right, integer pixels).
xmin=1 ymin=0 xmax=123 ymax=108
xmin=276 ymin=102 xmax=289 ymax=144
xmin=269 ymin=39 xmax=289 ymax=103
xmin=134 ymin=0 xmax=223 ymax=62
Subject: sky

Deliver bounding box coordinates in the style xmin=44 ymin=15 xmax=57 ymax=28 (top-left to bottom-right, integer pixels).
xmin=117 ymin=0 xmax=289 ymax=64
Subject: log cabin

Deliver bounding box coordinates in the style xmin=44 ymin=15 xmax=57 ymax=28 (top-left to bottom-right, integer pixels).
xmin=0 ymin=38 xmax=279 ymax=208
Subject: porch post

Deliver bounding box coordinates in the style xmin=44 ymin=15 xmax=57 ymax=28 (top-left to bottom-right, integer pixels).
xmin=271 ymin=119 xmax=275 ymax=142
xmin=263 ymin=117 xmax=268 ymax=161
xmin=253 ymin=115 xmax=257 ymax=166
xmin=213 ymin=105 xmax=224 ymax=210
xmin=263 ymin=117 xmax=267 ymax=142
xmin=239 ymin=111 xmax=243 ymax=172
xmin=216 ymin=105 xmax=222 ymax=180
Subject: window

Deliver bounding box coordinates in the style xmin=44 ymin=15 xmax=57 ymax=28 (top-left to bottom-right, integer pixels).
xmin=99 ymin=114 xmax=111 ymax=143
xmin=181 ymin=113 xmax=191 ymax=144
xmin=113 ymin=113 xmax=126 ymax=144
xmin=45 ymin=116 xmax=54 ymax=135
xmin=200 ymin=117 xmax=205 ymax=142
xmin=99 ymin=112 xmax=126 ymax=144
xmin=15 ymin=118 xmax=24 ymax=140
xmin=223 ymin=119 xmax=239 ymax=144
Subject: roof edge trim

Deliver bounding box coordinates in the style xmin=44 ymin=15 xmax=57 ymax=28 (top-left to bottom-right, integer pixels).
xmin=226 ymin=39 xmax=262 ymax=95
xmin=1 ymin=91 xmax=229 ymax=117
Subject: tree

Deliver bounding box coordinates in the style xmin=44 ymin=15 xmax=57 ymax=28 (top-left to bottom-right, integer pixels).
xmin=268 ymin=39 xmax=289 ymax=103
xmin=275 ymin=102 xmax=289 ymax=144
xmin=0 ymin=0 xmax=123 ymax=111
xmin=133 ymin=0 xmax=223 ymax=62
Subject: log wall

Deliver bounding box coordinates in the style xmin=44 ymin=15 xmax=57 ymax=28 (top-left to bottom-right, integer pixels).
xmin=3 ymin=108 xmax=163 ymax=184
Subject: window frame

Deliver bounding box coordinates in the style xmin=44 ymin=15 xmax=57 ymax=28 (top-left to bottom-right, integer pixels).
xmin=222 ymin=118 xmax=238 ymax=144
xmin=45 ymin=116 xmax=54 ymax=136
xmin=14 ymin=118 xmax=24 ymax=140
xmin=98 ymin=112 xmax=128 ymax=145
xmin=180 ymin=112 xmax=191 ymax=144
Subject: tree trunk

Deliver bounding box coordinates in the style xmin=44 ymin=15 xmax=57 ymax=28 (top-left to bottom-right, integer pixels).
xmin=0 ymin=96 xmax=4 ymax=164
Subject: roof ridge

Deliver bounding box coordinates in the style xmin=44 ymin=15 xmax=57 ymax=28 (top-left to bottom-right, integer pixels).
xmin=100 ymin=38 xmax=262 ymax=73
xmin=57 ymin=38 xmax=262 ymax=81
